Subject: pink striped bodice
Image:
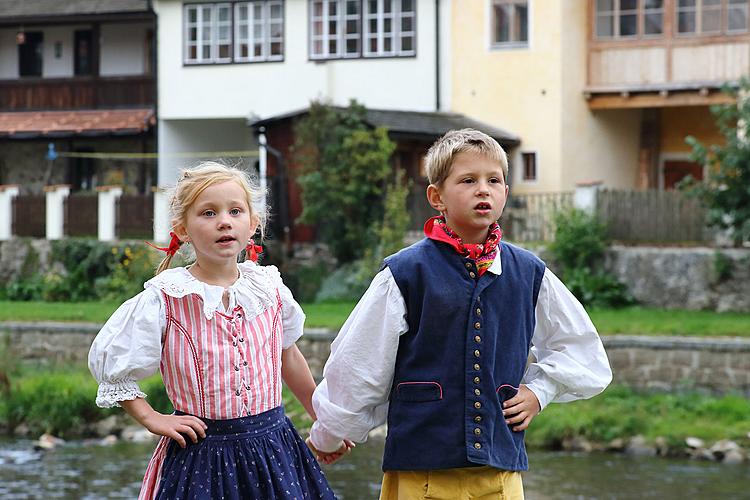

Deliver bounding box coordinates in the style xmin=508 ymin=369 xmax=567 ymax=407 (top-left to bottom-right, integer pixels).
xmin=160 ymin=290 xmax=283 ymax=419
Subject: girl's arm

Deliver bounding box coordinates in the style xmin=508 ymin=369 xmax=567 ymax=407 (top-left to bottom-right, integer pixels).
xmin=281 ymin=344 xmax=317 ymax=420
xmin=121 ymin=398 xmax=207 ymax=448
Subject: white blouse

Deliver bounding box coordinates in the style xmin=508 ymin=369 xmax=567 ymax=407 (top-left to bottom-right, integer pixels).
xmin=88 ymin=261 xmax=305 ymax=408
xmin=309 ymin=258 xmax=613 ymax=453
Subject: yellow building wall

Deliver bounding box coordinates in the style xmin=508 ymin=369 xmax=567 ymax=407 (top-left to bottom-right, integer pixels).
xmin=451 ymin=0 xmax=564 ymax=193
xmin=559 ymin=0 xmax=642 ymax=190
xmin=452 ymin=0 xmax=643 ymax=192
xmin=660 ymin=106 xmax=723 ymax=154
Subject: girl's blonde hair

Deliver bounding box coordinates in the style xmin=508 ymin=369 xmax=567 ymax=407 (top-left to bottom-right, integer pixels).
xmin=156 ymin=161 xmax=265 ymax=274
xmin=424 ymin=128 xmax=509 ymax=186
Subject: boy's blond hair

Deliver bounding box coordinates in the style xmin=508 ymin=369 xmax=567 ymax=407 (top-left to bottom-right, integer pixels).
xmin=424 ymin=128 xmax=508 ymax=186
xmin=156 ymin=161 xmax=265 ymax=274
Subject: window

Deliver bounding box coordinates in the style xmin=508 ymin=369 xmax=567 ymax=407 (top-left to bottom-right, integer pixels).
xmin=492 ymin=0 xmax=528 ymax=47
xmin=521 ymin=152 xmax=537 ymax=182
xmin=677 ymin=0 xmax=747 ymax=35
xmin=595 ymin=0 xmax=664 ymax=39
xmin=74 ymin=30 xmax=94 ymax=76
xmin=184 ymin=2 xmax=284 ymax=64
xmin=310 ymin=0 xmax=415 ymax=60
xmin=235 ymin=1 xmax=284 ymax=61
xmin=18 ymin=31 xmax=43 ymax=77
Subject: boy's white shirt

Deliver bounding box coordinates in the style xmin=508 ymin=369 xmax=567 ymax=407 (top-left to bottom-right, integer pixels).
xmin=309 ymin=258 xmax=613 ymax=453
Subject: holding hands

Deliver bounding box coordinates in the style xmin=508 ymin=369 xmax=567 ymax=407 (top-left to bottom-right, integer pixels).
xmin=502 ymin=384 xmax=541 ymax=432
xmin=306 ymin=437 xmax=355 ymax=465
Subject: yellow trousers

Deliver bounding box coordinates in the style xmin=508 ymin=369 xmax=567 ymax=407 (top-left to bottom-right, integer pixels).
xmin=380 ymin=467 xmax=524 ymax=500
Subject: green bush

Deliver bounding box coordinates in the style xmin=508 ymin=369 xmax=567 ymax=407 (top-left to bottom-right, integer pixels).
xmin=548 ymin=209 xmax=632 ymax=308
xmin=281 ymin=261 xmax=332 ymax=304
xmin=99 ymin=244 xmax=161 ymax=303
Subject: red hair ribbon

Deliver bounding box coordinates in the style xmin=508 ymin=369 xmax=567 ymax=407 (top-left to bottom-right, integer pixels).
xmin=145 ymin=231 xmax=182 ymax=256
xmin=246 ymin=243 xmax=263 ymax=262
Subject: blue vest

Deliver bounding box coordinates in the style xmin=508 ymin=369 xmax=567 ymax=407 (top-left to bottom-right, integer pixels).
xmin=381 ymin=238 xmax=545 ymax=471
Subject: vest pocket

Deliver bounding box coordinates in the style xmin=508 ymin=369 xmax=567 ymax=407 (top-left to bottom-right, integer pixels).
xmin=395 ymin=381 xmax=443 ymax=402
xmin=496 ymin=384 xmax=519 ymax=403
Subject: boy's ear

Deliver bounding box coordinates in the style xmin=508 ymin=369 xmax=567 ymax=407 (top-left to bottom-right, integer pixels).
xmin=426 ymin=184 xmax=445 ymax=212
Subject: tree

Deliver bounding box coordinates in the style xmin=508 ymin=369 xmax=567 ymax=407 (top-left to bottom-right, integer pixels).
xmin=685 ymin=78 xmax=750 ymax=247
xmin=293 ymin=100 xmax=396 ymax=262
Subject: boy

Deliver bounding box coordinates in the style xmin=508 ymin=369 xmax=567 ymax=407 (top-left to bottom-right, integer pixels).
xmin=309 ymin=129 xmax=612 ymax=498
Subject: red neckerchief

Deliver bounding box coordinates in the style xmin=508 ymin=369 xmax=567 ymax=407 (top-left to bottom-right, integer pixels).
xmin=423 ymin=216 xmax=502 ymax=276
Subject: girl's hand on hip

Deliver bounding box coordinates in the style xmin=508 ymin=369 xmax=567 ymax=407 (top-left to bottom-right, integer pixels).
xmin=502 ymin=384 xmax=541 ymax=432
xmin=142 ymin=412 xmax=208 ymax=448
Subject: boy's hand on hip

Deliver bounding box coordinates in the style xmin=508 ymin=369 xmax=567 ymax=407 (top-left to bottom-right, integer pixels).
xmin=502 ymin=385 xmax=541 ymax=432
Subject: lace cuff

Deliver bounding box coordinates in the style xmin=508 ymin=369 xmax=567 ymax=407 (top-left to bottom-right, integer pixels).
xmin=96 ymin=379 xmax=147 ymax=408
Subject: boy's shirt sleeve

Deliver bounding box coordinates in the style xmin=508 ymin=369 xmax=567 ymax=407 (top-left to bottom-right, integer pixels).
xmin=88 ymin=287 xmax=166 ymax=408
xmin=310 ymin=267 xmax=408 ymax=453
xmin=523 ymin=268 xmax=613 ymax=410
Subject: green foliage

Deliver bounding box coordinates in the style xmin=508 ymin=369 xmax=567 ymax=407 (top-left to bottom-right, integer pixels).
xmin=1 ymin=240 xmax=160 ymax=303
xmin=293 ymin=100 xmax=397 ymax=263
xmin=548 ymin=208 xmax=633 ymax=308
xmin=712 ymin=251 xmax=734 ymax=283
xmin=683 ymin=78 xmax=750 ymax=246
xmin=527 ymin=385 xmax=750 ymax=449
xmin=281 ymin=261 xmax=331 ymax=304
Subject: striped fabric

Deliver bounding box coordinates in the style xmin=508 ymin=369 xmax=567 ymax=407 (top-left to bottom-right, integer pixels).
xmin=139 ymin=289 xmax=283 ymax=500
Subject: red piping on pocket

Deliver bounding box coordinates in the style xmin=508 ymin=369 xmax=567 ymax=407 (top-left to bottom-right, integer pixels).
xmin=396 ymin=381 xmax=443 ymax=399
xmin=496 ymin=384 xmax=520 ymax=393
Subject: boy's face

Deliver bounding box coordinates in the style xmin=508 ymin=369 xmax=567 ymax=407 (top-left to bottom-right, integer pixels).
xmin=426 ymin=151 xmax=508 ymax=244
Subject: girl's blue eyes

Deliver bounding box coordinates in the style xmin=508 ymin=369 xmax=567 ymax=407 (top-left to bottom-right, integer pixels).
xmin=201 ymin=208 xmax=243 ymax=216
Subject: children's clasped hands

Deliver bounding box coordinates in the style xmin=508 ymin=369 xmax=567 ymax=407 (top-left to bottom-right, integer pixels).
xmin=305 ymin=437 xmax=355 ymax=465
xmin=502 ymin=384 xmax=541 ymax=432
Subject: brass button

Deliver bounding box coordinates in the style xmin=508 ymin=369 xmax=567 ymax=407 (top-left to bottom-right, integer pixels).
xmin=469 ymin=271 xmax=476 ymax=278
xmin=474 ymin=335 xmax=481 ymax=343
xmin=474 ymin=442 xmax=482 ymax=449
xmin=465 ymin=262 xmax=472 ymax=269
xmin=474 ymin=350 xmax=480 ymax=357
xmin=474 ymin=402 xmax=482 ymax=409
xmin=474 ymin=322 xmax=481 ymax=329
xmin=474 ymin=389 xmax=481 ymax=396
xmin=474 ymin=428 xmax=482 ymax=435
xmin=474 ymin=416 xmax=482 ymax=423
xmin=476 ymin=308 xmax=481 ymax=315
xmin=473 ymin=363 xmax=480 ymax=370
xmin=473 ymin=376 xmax=480 ymax=384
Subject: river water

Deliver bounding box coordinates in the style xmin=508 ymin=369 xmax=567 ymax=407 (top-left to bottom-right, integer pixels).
xmin=0 ymin=437 xmax=748 ymax=499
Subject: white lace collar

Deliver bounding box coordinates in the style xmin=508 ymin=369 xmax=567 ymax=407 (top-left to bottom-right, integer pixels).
xmin=145 ymin=262 xmax=277 ymax=320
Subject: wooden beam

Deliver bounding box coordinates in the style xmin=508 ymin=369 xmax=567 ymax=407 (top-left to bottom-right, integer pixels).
xmin=588 ymin=91 xmax=735 ymax=110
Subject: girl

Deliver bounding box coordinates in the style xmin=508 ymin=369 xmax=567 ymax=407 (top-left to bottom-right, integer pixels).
xmin=89 ymin=163 xmax=347 ymax=500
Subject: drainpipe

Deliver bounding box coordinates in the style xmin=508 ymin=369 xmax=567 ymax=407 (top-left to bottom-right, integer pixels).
xmin=435 ymin=0 xmax=441 ymax=111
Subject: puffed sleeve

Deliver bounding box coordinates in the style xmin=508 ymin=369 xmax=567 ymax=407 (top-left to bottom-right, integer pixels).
xmin=265 ymin=265 xmax=306 ymax=349
xmin=88 ymin=287 xmax=166 ymax=408
xmin=309 ymin=267 xmax=408 ymax=452
xmin=522 ymin=268 xmax=613 ymax=410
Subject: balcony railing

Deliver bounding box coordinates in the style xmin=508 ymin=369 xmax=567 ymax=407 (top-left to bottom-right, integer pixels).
xmin=0 ymin=75 xmax=155 ymax=111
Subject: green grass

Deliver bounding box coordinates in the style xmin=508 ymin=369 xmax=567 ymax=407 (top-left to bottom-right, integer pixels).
xmin=527 ymin=384 xmax=750 ymax=449
xmin=1 ymin=301 xmax=749 ymax=337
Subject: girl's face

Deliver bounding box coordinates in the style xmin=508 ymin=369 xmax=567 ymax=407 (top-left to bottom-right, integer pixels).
xmin=176 ymin=180 xmax=258 ymax=267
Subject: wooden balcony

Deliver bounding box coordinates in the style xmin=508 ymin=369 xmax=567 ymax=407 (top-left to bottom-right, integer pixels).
xmin=0 ymin=75 xmax=155 ymax=111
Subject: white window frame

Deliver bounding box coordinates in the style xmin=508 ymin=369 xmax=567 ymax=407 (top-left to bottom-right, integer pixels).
xmin=728 ymin=0 xmax=749 ymax=33
xmin=363 ymin=0 xmax=416 ymax=57
xmin=489 ymin=0 xmax=530 ymax=49
xmin=184 ymin=2 xmax=232 ymax=64
xmin=310 ymin=0 xmax=415 ymax=60
xmin=234 ymin=1 xmax=284 ymax=62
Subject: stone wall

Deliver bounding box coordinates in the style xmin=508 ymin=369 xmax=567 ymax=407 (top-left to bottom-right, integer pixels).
xmin=3 ymin=323 xmax=749 ymax=396
xmin=604 ymin=246 xmax=750 ymax=312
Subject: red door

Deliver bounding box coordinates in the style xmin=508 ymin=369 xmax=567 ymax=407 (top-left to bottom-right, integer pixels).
xmin=663 ymin=160 xmax=703 ymax=189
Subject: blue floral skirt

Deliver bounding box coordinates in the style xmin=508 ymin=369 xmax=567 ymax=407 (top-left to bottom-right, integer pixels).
xmin=154 ymin=406 xmax=336 ymax=500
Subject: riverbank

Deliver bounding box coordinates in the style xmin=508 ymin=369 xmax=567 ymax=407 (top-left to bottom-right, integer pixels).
xmin=0 ymin=367 xmax=747 ymax=465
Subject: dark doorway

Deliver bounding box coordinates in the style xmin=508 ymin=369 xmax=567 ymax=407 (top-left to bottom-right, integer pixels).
xmin=70 ymin=149 xmax=96 ymax=191
xmin=74 ymin=30 xmax=94 ymax=76
xmin=18 ymin=31 xmax=43 ymax=77
xmin=663 ymin=160 xmax=703 ymax=189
